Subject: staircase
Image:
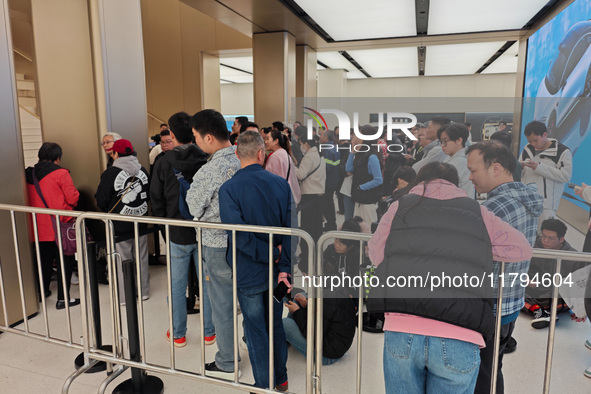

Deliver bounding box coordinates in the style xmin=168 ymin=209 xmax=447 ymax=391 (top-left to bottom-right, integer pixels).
xmin=16 ymin=72 xmax=42 ymax=168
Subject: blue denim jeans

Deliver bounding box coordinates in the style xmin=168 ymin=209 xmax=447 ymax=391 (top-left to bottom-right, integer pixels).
xmin=282 ymin=316 xmax=339 ymax=366
xmin=343 ymin=195 xmax=355 ymax=221
xmin=383 ymin=331 xmax=480 ymax=394
xmin=202 ymin=245 xmax=239 ymax=371
xmin=237 ymin=281 xmax=288 ymax=389
xmin=170 ymin=242 xmax=214 ymax=338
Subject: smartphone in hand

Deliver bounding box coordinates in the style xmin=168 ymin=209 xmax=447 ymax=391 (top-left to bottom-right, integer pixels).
xmin=273 ymin=278 xmax=291 ymax=303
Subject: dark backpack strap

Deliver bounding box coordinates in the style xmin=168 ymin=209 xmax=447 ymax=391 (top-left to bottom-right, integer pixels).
xmin=300 ymin=155 xmax=322 ymax=182
xmin=285 ymin=157 xmax=291 ymax=181
xmin=32 ymin=169 xmax=49 ymax=209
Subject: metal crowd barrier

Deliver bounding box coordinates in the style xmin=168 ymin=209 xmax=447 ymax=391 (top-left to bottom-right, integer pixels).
xmin=70 ymin=211 xmax=315 ymax=394
xmin=315 ymin=230 xmax=591 ymax=394
xmin=0 ymin=204 xmax=85 ymax=350
xmin=3 ymin=201 xmax=590 ymax=394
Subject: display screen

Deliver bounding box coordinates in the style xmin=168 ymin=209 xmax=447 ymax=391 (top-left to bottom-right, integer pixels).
xmin=521 ymin=0 xmax=591 ymax=210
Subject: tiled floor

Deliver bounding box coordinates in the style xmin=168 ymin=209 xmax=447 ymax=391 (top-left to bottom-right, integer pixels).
xmin=1 ymin=222 xmax=590 ymax=393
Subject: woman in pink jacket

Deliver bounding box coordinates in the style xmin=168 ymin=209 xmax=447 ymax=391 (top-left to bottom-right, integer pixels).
xmin=368 ymin=162 xmax=532 ymax=394
xmin=264 ymin=129 xmax=301 ymax=206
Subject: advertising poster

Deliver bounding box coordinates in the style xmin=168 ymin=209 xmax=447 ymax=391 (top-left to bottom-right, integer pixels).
xmin=521 ymin=0 xmax=591 ymax=210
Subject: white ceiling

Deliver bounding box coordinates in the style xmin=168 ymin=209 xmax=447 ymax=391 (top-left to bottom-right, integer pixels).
xmin=425 ymin=41 xmax=507 ymax=76
xmin=347 ymin=47 xmax=419 ymax=78
xmin=218 ymin=1 xmax=543 ymax=83
xmin=428 ymin=0 xmax=549 ymax=35
xmin=293 ymin=0 xmax=416 ymax=41
xmin=220 ymin=64 xmax=253 ymax=84
xmin=481 ymin=42 xmax=520 ymax=74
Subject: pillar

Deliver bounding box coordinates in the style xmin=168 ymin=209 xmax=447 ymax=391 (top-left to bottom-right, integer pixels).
xmin=253 ymin=31 xmax=296 ymax=128
xmin=296 ymin=45 xmax=317 ymax=98
xmin=317 ymin=69 xmax=347 ymax=97
xmin=30 ymin=0 xmax=101 ymax=204
xmin=91 ymin=0 xmax=149 ymax=168
xmin=0 ymin=0 xmax=37 ymax=325
xmin=294 ymin=45 xmax=317 ymax=127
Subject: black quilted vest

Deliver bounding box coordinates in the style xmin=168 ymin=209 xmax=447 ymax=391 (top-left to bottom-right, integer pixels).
xmin=367 ymin=193 xmax=496 ymax=341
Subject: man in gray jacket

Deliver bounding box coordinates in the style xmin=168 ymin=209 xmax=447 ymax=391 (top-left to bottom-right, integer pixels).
xmin=186 ymin=109 xmax=242 ymax=379
xmin=412 ymin=116 xmax=450 ymax=173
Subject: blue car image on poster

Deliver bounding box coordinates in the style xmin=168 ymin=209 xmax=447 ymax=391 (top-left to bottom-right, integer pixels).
xmin=521 ymin=0 xmax=591 ymax=211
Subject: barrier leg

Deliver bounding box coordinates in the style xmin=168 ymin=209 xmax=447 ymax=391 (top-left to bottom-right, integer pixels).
xmin=113 ymin=259 xmax=163 ymax=394
xmin=75 ymin=242 xmax=113 ymax=373
xmin=61 ymin=360 xmax=99 ymax=394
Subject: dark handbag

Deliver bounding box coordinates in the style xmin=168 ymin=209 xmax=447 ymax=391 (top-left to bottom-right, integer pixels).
xmin=32 ymin=169 xmax=90 ymax=255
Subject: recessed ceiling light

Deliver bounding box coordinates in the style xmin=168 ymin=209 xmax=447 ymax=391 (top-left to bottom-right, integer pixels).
xmin=429 ymin=0 xmax=549 ymax=34
xmin=294 ymin=0 xmax=416 ymax=40
xmin=347 ymin=48 xmax=418 ymax=78
xmin=425 ymin=42 xmax=506 ymax=76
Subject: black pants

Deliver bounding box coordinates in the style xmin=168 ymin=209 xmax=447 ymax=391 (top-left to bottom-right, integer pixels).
xmin=298 ymin=194 xmax=322 ymax=274
xmin=39 ymin=241 xmax=76 ymax=301
xmin=474 ymin=320 xmax=516 ymax=394
xmin=322 ymin=189 xmax=337 ymax=231
xmin=337 ymin=192 xmax=345 ymax=213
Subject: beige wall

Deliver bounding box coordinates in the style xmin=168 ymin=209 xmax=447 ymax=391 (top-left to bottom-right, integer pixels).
xmin=30 ymin=0 xmax=101 ymax=205
xmin=222 ymin=73 xmax=518 ymax=118
xmin=221 ymin=83 xmax=254 ymax=116
xmin=142 ymin=0 xmax=249 ymax=133
xmin=346 ymin=73 xmax=517 ymax=97
xmin=317 ymin=69 xmax=346 ymax=97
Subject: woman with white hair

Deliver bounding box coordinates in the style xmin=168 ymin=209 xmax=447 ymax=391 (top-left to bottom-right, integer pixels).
xmin=101 ymin=132 xmax=122 ymax=168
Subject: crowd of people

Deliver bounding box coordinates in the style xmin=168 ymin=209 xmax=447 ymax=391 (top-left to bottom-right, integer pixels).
xmin=25 ymin=108 xmax=591 ymax=392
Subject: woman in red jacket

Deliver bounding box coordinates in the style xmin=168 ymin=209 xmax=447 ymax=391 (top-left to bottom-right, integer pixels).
xmin=26 ymin=142 xmax=80 ymax=310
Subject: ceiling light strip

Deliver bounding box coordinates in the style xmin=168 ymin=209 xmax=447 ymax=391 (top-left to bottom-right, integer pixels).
xmin=416 ymin=0 xmax=430 ymax=35
xmin=338 ymin=51 xmax=372 ymax=78
xmin=417 ymin=46 xmax=426 ymax=76
xmin=277 ymin=0 xmax=335 ymax=42
xmin=220 ymin=63 xmax=253 ymax=75
xmin=317 ymin=60 xmax=330 ymax=69
xmin=522 ymin=0 xmax=562 ymax=29
xmin=476 ymin=41 xmax=517 ymax=74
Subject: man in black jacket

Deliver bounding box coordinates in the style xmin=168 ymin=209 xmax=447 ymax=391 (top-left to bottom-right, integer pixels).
xmin=95 ymin=139 xmax=150 ymax=304
xmin=150 ymin=112 xmax=213 ymax=348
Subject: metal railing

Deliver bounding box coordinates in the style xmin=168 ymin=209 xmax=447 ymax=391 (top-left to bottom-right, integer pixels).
xmin=70 ymin=211 xmax=315 ymax=394
xmin=314 ymin=230 xmax=591 ymax=394
xmin=3 ymin=201 xmax=590 ymax=393
xmin=0 ymin=204 xmax=84 ymax=349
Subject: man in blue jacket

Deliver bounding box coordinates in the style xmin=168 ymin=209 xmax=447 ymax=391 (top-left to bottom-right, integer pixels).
xmin=219 ymin=130 xmax=293 ymax=391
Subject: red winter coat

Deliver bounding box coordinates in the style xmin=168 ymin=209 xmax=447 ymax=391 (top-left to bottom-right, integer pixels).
xmin=25 ymin=162 xmax=79 ymax=242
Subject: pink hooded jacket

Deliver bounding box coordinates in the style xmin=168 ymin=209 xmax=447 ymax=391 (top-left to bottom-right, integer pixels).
xmin=265 ymin=148 xmax=301 ymax=205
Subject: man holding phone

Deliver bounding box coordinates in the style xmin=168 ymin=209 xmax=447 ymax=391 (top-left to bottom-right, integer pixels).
xmin=219 ymin=130 xmax=293 ymax=391
xmin=519 ymin=121 xmax=572 ymax=227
